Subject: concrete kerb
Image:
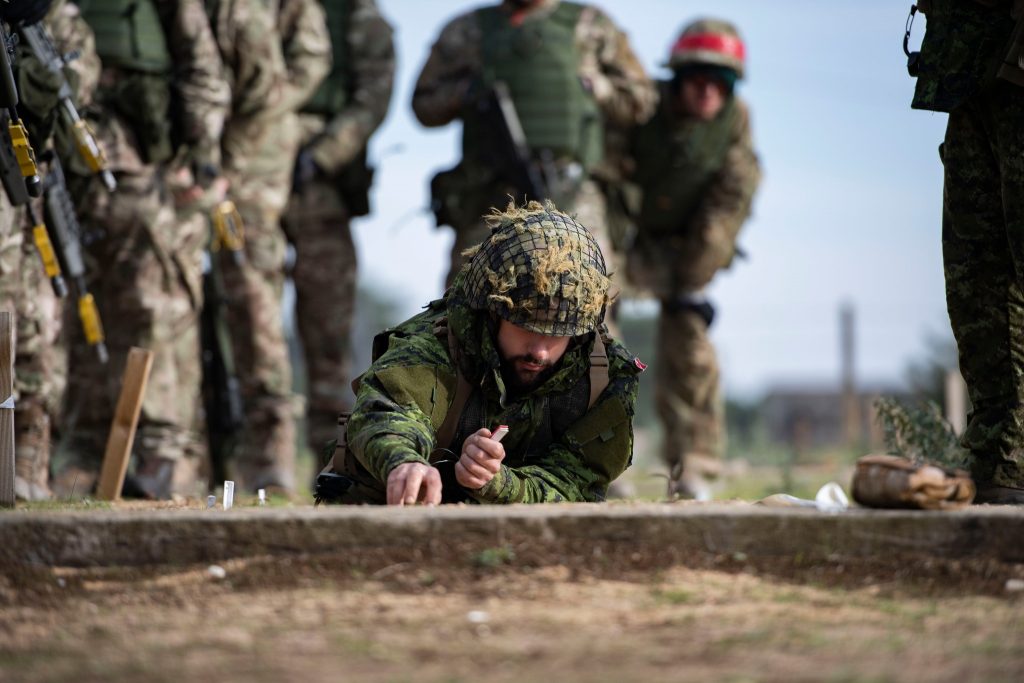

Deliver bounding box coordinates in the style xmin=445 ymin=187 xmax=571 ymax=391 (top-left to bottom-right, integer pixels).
xmin=1 ymin=503 xmax=1022 ymax=568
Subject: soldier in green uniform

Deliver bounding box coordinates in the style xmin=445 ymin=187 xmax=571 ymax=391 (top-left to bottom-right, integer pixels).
xmin=55 ymin=0 xmax=230 ymax=498
xmin=283 ymin=0 xmax=395 ymax=465
xmin=624 ymin=19 xmax=760 ymax=499
xmin=413 ymin=0 xmax=656 ymax=289
xmin=316 ymin=202 xmax=643 ymax=505
xmin=908 ymin=0 xmax=1024 ymax=503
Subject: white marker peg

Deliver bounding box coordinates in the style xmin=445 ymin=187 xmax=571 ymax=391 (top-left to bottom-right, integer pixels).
xmin=491 ymin=425 xmax=509 ymax=443
xmin=223 ymin=480 xmax=235 ymax=510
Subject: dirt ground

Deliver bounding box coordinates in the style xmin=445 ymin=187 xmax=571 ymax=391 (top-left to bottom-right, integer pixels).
xmin=2 ymin=539 xmax=1023 ymax=683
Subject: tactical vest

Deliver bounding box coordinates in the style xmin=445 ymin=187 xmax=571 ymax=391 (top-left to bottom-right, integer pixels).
xmin=463 ymin=2 xmax=603 ymax=169
xmin=632 ymin=83 xmax=738 ymax=238
xmin=303 ymin=0 xmax=351 ymax=116
xmin=77 ymin=0 xmax=172 ymax=74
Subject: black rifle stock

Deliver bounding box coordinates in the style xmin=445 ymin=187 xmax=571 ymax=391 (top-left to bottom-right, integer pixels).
xmin=201 ymin=253 xmax=244 ymax=487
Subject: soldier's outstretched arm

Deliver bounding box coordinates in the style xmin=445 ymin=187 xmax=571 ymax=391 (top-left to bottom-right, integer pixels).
xmin=578 ymin=7 xmax=656 ymax=127
xmin=309 ymin=0 xmax=395 ymax=173
xmin=675 ymin=102 xmax=762 ymax=291
xmin=277 ymin=0 xmax=331 ymax=116
xmin=411 ymin=12 xmax=480 ymax=128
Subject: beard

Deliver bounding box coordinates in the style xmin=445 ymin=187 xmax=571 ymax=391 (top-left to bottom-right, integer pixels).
xmin=500 ymin=353 xmax=559 ymax=394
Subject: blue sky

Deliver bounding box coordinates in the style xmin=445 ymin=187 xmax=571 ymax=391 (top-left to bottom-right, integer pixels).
xmin=348 ymin=0 xmax=950 ymax=398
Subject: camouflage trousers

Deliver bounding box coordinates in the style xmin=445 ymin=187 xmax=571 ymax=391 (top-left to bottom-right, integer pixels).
xmin=282 ymin=175 xmax=357 ymax=460
xmin=942 ymin=80 xmax=1024 ymax=488
xmin=216 ymin=171 xmax=296 ymax=491
xmin=654 ymin=304 xmax=724 ymax=473
xmin=58 ymin=170 xmax=206 ymax=497
xmin=0 ymin=197 xmax=66 ymax=500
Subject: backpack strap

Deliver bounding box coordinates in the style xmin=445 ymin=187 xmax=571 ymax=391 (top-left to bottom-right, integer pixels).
xmin=588 ymin=332 xmax=610 ymax=408
xmin=432 ymin=319 xmax=475 ymax=455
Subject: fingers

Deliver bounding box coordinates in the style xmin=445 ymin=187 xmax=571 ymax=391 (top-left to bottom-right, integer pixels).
xmin=419 ymin=467 xmax=442 ymax=506
xmin=386 ymin=462 xmax=443 ymax=506
xmin=466 ymin=431 xmax=505 ymax=461
xmin=455 ymin=459 xmax=491 ymax=490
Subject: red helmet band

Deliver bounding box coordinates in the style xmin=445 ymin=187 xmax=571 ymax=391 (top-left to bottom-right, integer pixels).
xmin=673 ymin=33 xmax=746 ymax=63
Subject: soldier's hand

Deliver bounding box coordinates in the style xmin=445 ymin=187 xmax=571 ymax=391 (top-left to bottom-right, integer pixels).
xmin=455 ymin=428 xmax=505 ymax=490
xmin=386 ymin=462 xmax=442 ymax=506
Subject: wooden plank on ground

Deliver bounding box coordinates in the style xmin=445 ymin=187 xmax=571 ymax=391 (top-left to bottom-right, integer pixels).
xmin=0 ymin=311 xmax=14 ymax=507
xmin=96 ymin=347 xmax=154 ymax=501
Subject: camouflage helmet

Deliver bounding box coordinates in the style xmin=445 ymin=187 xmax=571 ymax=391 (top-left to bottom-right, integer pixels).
xmin=460 ymin=202 xmax=613 ymax=337
xmin=666 ymin=18 xmax=746 ymax=79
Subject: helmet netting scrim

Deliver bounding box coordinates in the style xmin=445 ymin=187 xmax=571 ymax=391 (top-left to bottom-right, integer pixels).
xmin=460 ymin=201 xmax=613 ymax=337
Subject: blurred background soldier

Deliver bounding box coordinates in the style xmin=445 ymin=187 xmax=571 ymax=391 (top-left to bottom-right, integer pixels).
xmin=624 ymin=19 xmax=760 ymax=499
xmin=205 ymin=0 xmax=330 ymax=493
xmin=413 ymin=0 xmax=655 ymax=289
xmin=55 ymin=0 xmax=229 ymax=499
xmin=283 ymin=0 xmax=395 ymax=462
xmin=0 ymin=0 xmax=98 ymax=499
xmin=908 ymin=0 xmax=1024 ymax=504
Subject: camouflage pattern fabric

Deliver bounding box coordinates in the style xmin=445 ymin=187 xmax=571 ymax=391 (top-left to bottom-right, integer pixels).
xmin=626 ymin=84 xmax=760 ymax=479
xmin=208 ymin=0 xmax=330 ymax=491
xmin=57 ymin=0 xmax=229 ymax=498
xmin=344 ymin=290 xmax=641 ymax=504
xmin=283 ymin=0 xmax=394 ymax=457
xmin=412 ymin=0 xmax=655 ymax=288
xmin=654 ymin=307 xmax=723 ymax=470
xmin=0 ymin=0 xmax=97 ymax=500
xmin=941 ymin=80 xmax=1024 ymax=488
xmin=912 ymin=1 xmax=1024 ymax=489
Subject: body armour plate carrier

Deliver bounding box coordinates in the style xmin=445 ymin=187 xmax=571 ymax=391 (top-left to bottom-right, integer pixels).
xmin=463 ymin=1 xmax=603 ymax=170
xmin=632 ymin=82 xmax=737 ymax=238
xmin=303 ymin=0 xmax=351 ymax=116
xmin=77 ymin=0 xmax=172 ymax=73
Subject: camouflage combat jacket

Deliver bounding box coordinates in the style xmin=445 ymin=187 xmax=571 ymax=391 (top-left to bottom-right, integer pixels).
xmin=296 ymin=0 xmax=395 ymax=174
xmin=412 ymin=0 xmax=655 ymax=132
xmin=627 ymin=82 xmax=761 ymax=296
xmin=345 ymin=286 xmax=643 ymax=504
xmin=911 ymin=0 xmax=1024 ymax=112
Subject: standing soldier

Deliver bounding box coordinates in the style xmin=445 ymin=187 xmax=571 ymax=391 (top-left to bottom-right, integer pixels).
xmin=625 ymin=19 xmax=760 ymax=499
xmin=413 ymin=0 xmax=656 ymax=288
xmin=55 ymin=0 xmax=230 ymax=499
xmin=283 ymin=0 xmax=395 ymax=462
xmin=205 ymin=0 xmax=331 ymax=493
xmin=907 ymin=1 xmax=1024 ymax=504
xmin=0 ymin=0 xmax=99 ymax=499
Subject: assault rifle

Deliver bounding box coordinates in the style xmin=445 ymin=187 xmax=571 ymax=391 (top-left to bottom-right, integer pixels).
xmin=18 ymin=21 xmax=116 ymax=192
xmin=471 ymin=81 xmax=551 ymax=202
xmin=201 ymin=202 xmax=246 ymax=486
xmin=0 ymin=19 xmax=107 ymax=362
xmin=42 ymin=153 xmax=108 ymax=362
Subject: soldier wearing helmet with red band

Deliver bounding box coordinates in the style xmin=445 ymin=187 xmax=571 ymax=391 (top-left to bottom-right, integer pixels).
xmin=623 ymin=18 xmax=762 ymax=500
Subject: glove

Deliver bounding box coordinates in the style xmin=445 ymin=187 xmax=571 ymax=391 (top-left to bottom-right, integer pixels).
xmin=851 ymin=454 xmax=975 ymax=510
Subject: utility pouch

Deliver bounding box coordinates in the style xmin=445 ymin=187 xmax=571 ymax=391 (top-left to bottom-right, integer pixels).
xmin=429 ymin=162 xmax=494 ymax=229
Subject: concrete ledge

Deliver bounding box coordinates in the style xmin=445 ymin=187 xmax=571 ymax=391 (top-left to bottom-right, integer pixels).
xmin=1 ymin=503 xmax=1022 ymax=568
